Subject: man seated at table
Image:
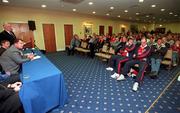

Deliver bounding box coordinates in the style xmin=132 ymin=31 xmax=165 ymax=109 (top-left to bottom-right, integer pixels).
xmin=0 ymin=40 xmax=10 ymax=72
xmin=0 ymin=84 xmax=23 ymax=113
xmin=0 ymin=39 xmax=34 ymax=75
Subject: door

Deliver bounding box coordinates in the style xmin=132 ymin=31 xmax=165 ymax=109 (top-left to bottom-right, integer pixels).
xmin=42 ymin=24 xmax=57 ymax=52
xmin=108 ymin=26 xmax=113 ymax=36
xmin=99 ymin=25 xmax=104 ymax=35
xmin=64 ymin=24 xmax=73 ymax=46
xmin=10 ymin=23 xmax=34 ymax=48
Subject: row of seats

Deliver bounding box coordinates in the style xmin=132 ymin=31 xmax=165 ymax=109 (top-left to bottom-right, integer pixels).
xmin=95 ymin=44 xmax=115 ymax=60
xmin=73 ymin=41 xmax=174 ymax=70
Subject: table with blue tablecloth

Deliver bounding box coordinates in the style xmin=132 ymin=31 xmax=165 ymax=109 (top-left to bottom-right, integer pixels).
xmin=19 ymin=50 xmax=68 ymax=113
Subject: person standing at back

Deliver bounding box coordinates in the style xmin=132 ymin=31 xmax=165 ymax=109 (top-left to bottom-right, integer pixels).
xmin=0 ymin=23 xmax=16 ymax=45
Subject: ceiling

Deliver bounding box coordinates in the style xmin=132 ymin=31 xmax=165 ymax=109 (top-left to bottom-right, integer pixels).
xmin=1 ymin=0 xmax=180 ymax=23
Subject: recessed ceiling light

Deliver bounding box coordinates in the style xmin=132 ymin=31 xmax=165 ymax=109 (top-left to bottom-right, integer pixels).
xmin=161 ymin=9 xmax=165 ymax=11
xmin=117 ymin=15 xmax=121 ymax=18
xmin=41 ymin=5 xmax=46 ymax=8
xmin=159 ymin=25 xmax=162 ymax=27
xmin=169 ymin=12 xmax=173 ymax=15
xmin=139 ymin=0 xmax=144 ymax=3
xmin=174 ymin=14 xmax=178 ymax=17
xmin=146 ymin=15 xmax=149 ymax=18
xmin=151 ymin=5 xmax=156 ymax=8
xmin=110 ymin=7 xmax=114 ymax=10
xmin=136 ymin=12 xmax=140 ymax=15
xmin=73 ymin=9 xmax=77 ymax=11
xmin=124 ymin=10 xmax=128 ymax=13
xmin=2 ymin=0 xmax=9 ymax=3
xmin=106 ymin=13 xmax=110 ymax=16
xmin=88 ymin=2 xmax=93 ymax=5
xmin=92 ymin=11 xmax=96 ymax=14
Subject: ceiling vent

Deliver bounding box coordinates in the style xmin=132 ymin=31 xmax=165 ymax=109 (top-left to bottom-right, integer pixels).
xmin=61 ymin=0 xmax=84 ymax=4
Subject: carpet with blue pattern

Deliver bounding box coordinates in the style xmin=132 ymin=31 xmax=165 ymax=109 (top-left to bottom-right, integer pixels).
xmin=46 ymin=52 xmax=180 ymax=113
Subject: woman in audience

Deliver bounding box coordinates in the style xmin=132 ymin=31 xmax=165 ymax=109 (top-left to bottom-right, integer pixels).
xmin=67 ymin=34 xmax=81 ymax=55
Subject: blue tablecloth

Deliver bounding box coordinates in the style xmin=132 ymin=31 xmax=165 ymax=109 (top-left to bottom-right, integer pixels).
xmin=19 ymin=50 xmax=68 ymax=113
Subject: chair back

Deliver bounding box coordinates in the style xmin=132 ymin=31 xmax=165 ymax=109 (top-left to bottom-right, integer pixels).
xmin=108 ymin=47 xmax=115 ymax=54
xmin=101 ymin=45 xmax=108 ymax=53
xmin=163 ymin=49 xmax=172 ymax=60
xmin=81 ymin=42 xmax=88 ymax=49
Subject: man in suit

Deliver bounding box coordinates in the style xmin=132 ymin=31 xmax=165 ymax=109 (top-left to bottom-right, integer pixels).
xmin=0 ymin=40 xmax=10 ymax=73
xmin=0 ymin=84 xmax=22 ymax=113
xmin=0 ymin=40 xmax=10 ymax=56
xmin=0 ymin=23 xmax=16 ymax=45
xmin=0 ymin=39 xmax=34 ymax=75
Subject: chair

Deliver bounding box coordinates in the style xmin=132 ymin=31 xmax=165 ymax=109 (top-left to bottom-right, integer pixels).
xmin=75 ymin=41 xmax=90 ymax=54
xmin=161 ymin=49 xmax=173 ymax=70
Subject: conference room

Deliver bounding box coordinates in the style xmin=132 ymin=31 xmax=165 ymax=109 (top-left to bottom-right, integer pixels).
xmin=0 ymin=0 xmax=179 ymax=113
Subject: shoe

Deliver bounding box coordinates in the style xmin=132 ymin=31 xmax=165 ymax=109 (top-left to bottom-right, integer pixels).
xmin=173 ymin=63 xmax=177 ymax=67
xmin=150 ymin=75 xmax=158 ymax=79
xmin=106 ymin=67 xmax=113 ymax=71
xmin=149 ymin=71 xmax=156 ymax=76
xmin=117 ymin=74 xmax=125 ymax=81
xmin=111 ymin=73 xmax=119 ymax=79
xmin=178 ymin=75 xmax=180 ymax=81
xmin=132 ymin=82 xmax=139 ymax=92
xmin=131 ymin=73 xmax=136 ymax=77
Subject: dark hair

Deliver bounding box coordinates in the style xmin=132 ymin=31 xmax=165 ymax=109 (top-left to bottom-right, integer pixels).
xmin=14 ymin=38 xmax=24 ymax=43
xmin=0 ymin=40 xmax=10 ymax=46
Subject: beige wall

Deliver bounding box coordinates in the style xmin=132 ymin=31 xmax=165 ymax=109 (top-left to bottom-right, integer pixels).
xmin=0 ymin=5 xmax=179 ymax=51
xmin=154 ymin=23 xmax=180 ymax=33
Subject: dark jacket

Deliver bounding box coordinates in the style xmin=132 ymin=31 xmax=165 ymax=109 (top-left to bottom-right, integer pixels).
xmin=134 ymin=44 xmax=151 ymax=61
xmin=0 ymin=30 xmax=16 ymax=45
xmin=119 ymin=43 xmax=136 ymax=59
xmin=150 ymin=43 xmax=167 ymax=59
xmin=0 ymin=84 xmax=21 ymax=113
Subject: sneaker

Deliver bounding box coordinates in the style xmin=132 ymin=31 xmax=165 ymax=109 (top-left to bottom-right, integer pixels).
xmin=111 ymin=73 xmax=119 ymax=79
xmin=173 ymin=63 xmax=177 ymax=67
xmin=132 ymin=82 xmax=139 ymax=92
xmin=178 ymin=75 xmax=180 ymax=81
xmin=106 ymin=67 xmax=113 ymax=71
xmin=117 ymin=74 xmax=125 ymax=81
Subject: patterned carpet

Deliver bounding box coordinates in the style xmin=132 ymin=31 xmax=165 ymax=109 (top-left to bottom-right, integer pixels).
xmin=46 ymin=51 xmax=180 ymax=113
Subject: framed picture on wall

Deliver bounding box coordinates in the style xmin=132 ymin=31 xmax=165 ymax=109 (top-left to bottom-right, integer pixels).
xmin=84 ymin=25 xmax=92 ymax=35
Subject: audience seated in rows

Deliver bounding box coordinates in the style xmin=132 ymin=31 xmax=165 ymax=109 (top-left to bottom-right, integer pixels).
xmin=67 ymin=31 xmax=180 ymax=91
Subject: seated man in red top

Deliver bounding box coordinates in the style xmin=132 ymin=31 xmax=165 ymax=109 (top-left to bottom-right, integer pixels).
xmin=117 ymin=37 xmax=151 ymax=92
xmin=106 ymin=38 xmax=135 ymax=78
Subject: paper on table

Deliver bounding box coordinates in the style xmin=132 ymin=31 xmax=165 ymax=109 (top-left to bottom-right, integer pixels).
xmin=33 ymin=55 xmax=41 ymax=60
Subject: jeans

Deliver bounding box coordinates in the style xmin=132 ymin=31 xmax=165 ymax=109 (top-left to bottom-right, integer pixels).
xmin=172 ymin=51 xmax=179 ymax=65
xmin=151 ymin=58 xmax=161 ymax=72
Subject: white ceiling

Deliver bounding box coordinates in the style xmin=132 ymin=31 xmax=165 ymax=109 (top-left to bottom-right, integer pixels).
xmin=1 ymin=0 xmax=180 ymax=23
